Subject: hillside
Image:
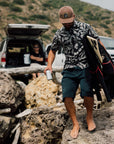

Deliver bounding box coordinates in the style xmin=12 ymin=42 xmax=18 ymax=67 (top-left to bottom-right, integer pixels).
xmin=0 ymin=0 xmax=114 ymax=46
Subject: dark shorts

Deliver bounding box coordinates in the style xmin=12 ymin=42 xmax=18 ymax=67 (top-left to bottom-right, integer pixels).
xmin=61 ymin=67 xmax=93 ymax=101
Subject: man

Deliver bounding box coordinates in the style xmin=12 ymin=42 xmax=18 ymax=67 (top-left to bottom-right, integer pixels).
xmin=44 ymin=6 xmax=102 ymax=138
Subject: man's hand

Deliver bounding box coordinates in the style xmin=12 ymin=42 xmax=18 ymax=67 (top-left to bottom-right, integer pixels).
xmin=44 ymin=65 xmax=52 ymax=74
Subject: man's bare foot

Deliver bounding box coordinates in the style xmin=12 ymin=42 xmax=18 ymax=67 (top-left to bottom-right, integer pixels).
xmin=70 ymin=125 xmax=80 ymax=139
xmin=86 ymin=117 xmax=96 ymax=131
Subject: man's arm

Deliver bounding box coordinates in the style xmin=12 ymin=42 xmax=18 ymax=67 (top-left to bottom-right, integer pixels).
xmin=44 ymin=50 xmax=56 ymax=73
xmin=98 ymin=39 xmax=106 ymax=49
xmin=98 ymin=39 xmax=113 ymax=62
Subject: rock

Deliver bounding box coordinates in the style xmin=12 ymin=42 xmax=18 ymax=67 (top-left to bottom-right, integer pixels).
xmin=0 ymin=115 xmax=15 ymax=144
xmin=17 ymin=81 xmax=26 ymax=90
xmin=20 ymin=106 xmax=69 ymax=144
xmin=0 ymin=72 xmax=25 ymax=112
xmin=25 ymin=75 xmax=59 ymax=108
xmin=61 ymin=100 xmax=114 ymax=144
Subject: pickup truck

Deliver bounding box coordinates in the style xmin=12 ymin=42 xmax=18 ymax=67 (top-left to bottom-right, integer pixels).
xmin=0 ymin=23 xmax=50 ymax=84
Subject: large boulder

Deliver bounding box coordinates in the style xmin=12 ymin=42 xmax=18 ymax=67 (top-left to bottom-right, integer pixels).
xmin=20 ymin=106 xmax=69 ymax=144
xmin=0 ymin=72 xmax=25 ymax=112
xmin=25 ymin=75 xmax=59 ymax=108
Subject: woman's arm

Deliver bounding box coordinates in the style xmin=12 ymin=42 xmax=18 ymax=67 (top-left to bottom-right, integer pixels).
xmin=30 ymin=55 xmax=43 ymax=62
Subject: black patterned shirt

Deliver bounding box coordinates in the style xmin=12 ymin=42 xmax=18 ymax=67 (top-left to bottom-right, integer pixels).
xmin=51 ymin=20 xmax=99 ymax=69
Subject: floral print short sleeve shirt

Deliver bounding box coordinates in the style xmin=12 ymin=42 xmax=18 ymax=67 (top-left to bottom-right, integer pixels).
xmin=51 ymin=20 xmax=99 ymax=69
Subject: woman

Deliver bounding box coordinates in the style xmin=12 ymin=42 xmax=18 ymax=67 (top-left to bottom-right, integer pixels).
xmin=30 ymin=42 xmax=45 ymax=79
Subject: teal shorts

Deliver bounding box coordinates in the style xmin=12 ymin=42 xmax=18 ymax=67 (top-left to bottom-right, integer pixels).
xmin=61 ymin=67 xmax=93 ymax=101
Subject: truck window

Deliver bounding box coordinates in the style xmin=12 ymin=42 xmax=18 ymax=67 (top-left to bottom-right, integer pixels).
xmin=100 ymin=37 xmax=114 ymax=50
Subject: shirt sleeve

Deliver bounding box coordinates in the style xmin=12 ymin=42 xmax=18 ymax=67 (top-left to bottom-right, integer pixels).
xmin=51 ymin=31 xmax=60 ymax=51
xmin=88 ymin=25 xmax=99 ymax=40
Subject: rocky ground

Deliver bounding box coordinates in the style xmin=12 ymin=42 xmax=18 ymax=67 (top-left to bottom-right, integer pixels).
xmin=0 ymin=73 xmax=113 ymax=144
xmin=61 ymin=101 xmax=114 ymax=144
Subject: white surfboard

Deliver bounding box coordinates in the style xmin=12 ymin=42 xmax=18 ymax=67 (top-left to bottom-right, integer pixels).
xmin=87 ymin=36 xmax=103 ymax=64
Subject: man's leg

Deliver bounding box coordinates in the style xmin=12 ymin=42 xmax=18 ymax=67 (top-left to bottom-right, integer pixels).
xmin=84 ymin=96 xmax=96 ymax=131
xmin=64 ymin=97 xmax=80 ymax=138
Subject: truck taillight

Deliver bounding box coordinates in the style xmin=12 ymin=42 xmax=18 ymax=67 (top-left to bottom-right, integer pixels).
xmin=1 ymin=57 xmax=6 ymax=62
xmin=1 ymin=53 xmax=6 ymax=67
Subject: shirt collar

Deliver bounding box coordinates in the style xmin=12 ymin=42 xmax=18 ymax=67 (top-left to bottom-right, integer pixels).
xmin=62 ymin=20 xmax=78 ymax=31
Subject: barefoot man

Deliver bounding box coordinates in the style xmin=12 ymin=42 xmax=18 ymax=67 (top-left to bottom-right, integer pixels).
xmin=44 ymin=6 xmax=98 ymax=138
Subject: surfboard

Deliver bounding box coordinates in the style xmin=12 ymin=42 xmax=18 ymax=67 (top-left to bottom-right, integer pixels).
xmin=87 ymin=36 xmax=103 ymax=64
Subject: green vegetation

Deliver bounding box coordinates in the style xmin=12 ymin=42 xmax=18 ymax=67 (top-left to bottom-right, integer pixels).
xmin=0 ymin=1 xmax=9 ymax=7
xmin=9 ymin=4 xmax=23 ymax=12
xmin=86 ymin=13 xmax=99 ymax=21
xmin=13 ymin=0 xmax=25 ymax=5
xmin=105 ymin=20 xmax=111 ymax=25
xmin=0 ymin=0 xmax=113 ymax=42
xmin=100 ymin=23 xmax=109 ymax=29
xmin=42 ymin=1 xmax=56 ymax=9
xmin=105 ymin=29 xmax=111 ymax=34
xmin=42 ymin=34 xmax=51 ymax=40
xmin=101 ymin=16 xmax=110 ymax=20
xmin=106 ymin=11 xmax=111 ymax=14
xmin=29 ymin=14 xmax=50 ymax=21
xmin=18 ymin=16 xmax=28 ymax=21
xmin=28 ymin=5 xmax=34 ymax=10
xmin=40 ymin=0 xmax=114 ymax=40
xmin=8 ymin=14 xmax=29 ymax=21
xmin=31 ymin=0 xmax=36 ymax=3
xmin=52 ymin=29 xmax=57 ymax=33
xmin=38 ymin=21 xmax=49 ymax=24
xmin=8 ymin=14 xmax=18 ymax=20
xmin=42 ymin=0 xmax=65 ymax=9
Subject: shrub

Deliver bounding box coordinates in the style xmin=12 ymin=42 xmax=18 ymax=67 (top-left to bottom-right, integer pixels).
xmin=19 ymin=16 xmax=28 ymax=21
xmin=106 ymin=11 xmax=111 ymax=14
xmin=13 ymin=0 xmax=25 ymax=5
xmin=9 ymin=4 xmax=23 ymax=12
xmin=28 ymin=5 xmax=34 ymax=10
xmin=0 ymin=1 xmax=9 ymax=7
xmin=42 ymin=3 xmax=51 ymax=8
xmin=42 ymin=34 xmax=51 ymax=40
xmin=85 ymin=12 xmax=100 ymax=21
xmin=105 ymin=20 xmax=111 ymax=25
xmin=31 ymin=0 xmax=36 ymax=3
xmin=8 ymin=14 xmax=18 ymax=20
xmin=105 ymin=30 xmax=111 ymax=34
xmin=8 ymin=14 xmax=28 ymax=21
xmin=29 ymin=15 xmax=50 ymax=21
xmin=52 ymin=29 xmax=57 ymax=33
xmin=101 ymin=16 xmax=110 ymax=20
xmin=42 ymin=0 xmax=61 ymax=9
xmin=100 ymin=23 xmax=109 ymax=29
xmin=85 ymin=11 xmax=91 ymax=15
xmin=77 ymin=7 xmax=83 ymax=12
xmin=38 ymin=21 xmax=49 ymax=24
